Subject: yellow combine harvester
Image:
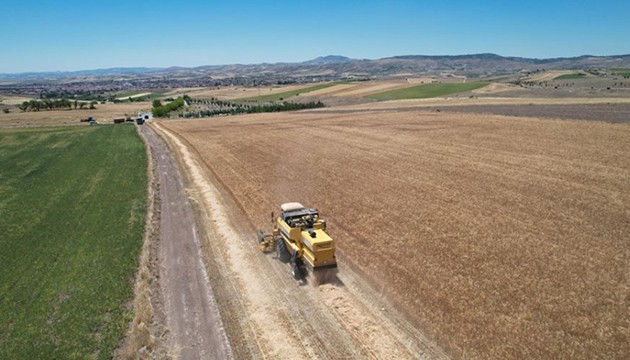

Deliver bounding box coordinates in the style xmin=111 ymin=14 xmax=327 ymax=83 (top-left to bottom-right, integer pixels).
xmin=258 ymin=202 xmax=337 ymax=284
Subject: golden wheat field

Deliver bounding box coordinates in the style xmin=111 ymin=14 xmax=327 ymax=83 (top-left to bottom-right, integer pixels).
xmin=162 ymin=110 xmax=630 ymax=359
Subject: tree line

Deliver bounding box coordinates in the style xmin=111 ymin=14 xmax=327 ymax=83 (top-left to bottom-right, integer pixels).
xmin=152 ymin=97 xmax=185 ymax=118
xmin=18 ymin=99 xmax=97 ymax=112
xmin=179 ymin=100 xmax=325 ymax=119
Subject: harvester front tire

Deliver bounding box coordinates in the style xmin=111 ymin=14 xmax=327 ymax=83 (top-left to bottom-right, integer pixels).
xmin=276 ymin=238 xmax=290 ymax=263
xmin=291 ymin=262 xmax=302 ymax=280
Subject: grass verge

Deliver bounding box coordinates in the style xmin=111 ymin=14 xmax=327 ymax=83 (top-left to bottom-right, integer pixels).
xmin=0 ymin=124 xmax=147 ymax=359
xmin=611 ymin=68 xmax=630 ymax=77
xmin=366 ymin=82 xmax=488 ymax=100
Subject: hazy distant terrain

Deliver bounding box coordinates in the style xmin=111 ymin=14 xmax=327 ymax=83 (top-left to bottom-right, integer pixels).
xmin=2 ymin=53 xmax=630 ymax=81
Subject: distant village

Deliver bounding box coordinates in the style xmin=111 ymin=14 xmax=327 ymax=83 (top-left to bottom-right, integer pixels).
xmin=0 ymin=73 xmax=342 ymax=100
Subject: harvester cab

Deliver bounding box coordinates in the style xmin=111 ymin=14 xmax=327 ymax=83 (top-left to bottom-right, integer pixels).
xmin=258 ymin=202 xmax=337 ymax=284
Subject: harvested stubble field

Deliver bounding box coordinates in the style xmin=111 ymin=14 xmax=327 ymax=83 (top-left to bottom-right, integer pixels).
xmin=163 ymin=83 xmax=326 ymax=101
xmin=237 ymin=82 xmax=340 ymax=101
xmin=418 ymin=103 xmax=630 ymax=123
xmin=305 ymin=80 xmax=421 ymax=98
xmin=318 ymin=103 xmax=630 ymax=124
xmin=162 ymin=110 xmax=630 ymax=359
xmin=0 ymin=102 xmax=150 ymax=128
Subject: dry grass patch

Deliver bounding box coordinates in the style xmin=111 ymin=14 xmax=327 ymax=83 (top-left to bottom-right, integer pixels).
xmin=164 ymin=84 xmax=310 ymax=100
xmin=336 ymin=80 xmax=411 ymax=97
xmin=0 ymin=103 xmax=149 ymax=128
xmin=0 ymin=95 xmax=34 ymax=105
xmin=471 ymin=82 xmax=517 ymax=94
xmin=305 ymin=83 xmax=358 ymax=96
xmin=523 ymin=70 xmax=574 ymax=82
xmin=162 ymin=110 xmax=630 ymax=359
xmin=308 ymin=80 xmax=429 ymax=98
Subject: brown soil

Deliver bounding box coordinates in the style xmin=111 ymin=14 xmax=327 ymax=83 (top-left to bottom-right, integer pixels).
xmin=417 ymin=103 xmax=630 ymax=123
xmin=154 ymin=122 xmax=447 ymax=359
xmin=160 ymin=110 xmax=630 ymax=360
xmin=138 ymin=125 xmax=233 ymax=359
xmin=309 ymin=102 xmax=630 ymax=124
xmin=315 ymin=96 xmax=630 ymax=113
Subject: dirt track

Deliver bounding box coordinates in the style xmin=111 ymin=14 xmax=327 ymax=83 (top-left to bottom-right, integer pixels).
xmin=138 ymin=125 xmax=232 ymax=359
xmin=150 ymin=122 xmax=448 ymax=359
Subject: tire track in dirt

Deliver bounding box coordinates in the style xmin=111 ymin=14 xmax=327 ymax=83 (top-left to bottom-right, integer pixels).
xmin=152 ymin=122 xmax=449 ymax=360
xmin=139 ymin=125 xmax=233 ymax=360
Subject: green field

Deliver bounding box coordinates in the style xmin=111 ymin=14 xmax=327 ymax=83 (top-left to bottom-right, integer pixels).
xmin=366 ymin=82 xmax=488 ymax=100
xmin=554 ymin=73 xmax=587 ymax=80
xmin=612 ymin=68 xmax=630 ymax=77
xmin=239 ymin=82 xmax=340 ymax=102
xmin=0 ymin=125 xmax=147 ymax=359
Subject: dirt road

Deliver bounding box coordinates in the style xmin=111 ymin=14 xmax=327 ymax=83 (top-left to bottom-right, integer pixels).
xmin=138 ymin=125 xmax=232 ymax=359
xmin=150 ymin=122 xmax=448 ymax=360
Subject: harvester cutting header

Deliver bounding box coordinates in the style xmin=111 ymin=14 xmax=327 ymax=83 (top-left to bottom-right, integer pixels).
xmin=258 ymin=202 xmax=337 ymax=284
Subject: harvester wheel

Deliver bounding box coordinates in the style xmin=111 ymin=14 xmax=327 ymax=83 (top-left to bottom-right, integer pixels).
xmin=276 ymin=238 xmax=290 ymax=263
xmin=291 ymin=261 xmax=302 ymax=280
xmin=290 ymin=251 xmax=302 ymax=280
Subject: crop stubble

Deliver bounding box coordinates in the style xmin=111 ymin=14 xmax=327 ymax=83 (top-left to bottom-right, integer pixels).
xmin=154 ymin=122 xmax=440 ymax=359
xmin=162 ymin=110 xmax=630 ymax=359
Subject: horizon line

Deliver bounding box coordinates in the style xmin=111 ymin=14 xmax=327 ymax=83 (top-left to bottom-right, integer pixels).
xmin=2 ymin=52 xmax=630 ymax=76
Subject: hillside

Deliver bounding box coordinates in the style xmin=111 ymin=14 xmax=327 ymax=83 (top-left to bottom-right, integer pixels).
xmin=2 ymin=54 xmax=630 ymax=81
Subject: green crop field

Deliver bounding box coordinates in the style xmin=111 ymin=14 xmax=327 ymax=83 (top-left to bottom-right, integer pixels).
xmin=366 ymin=82 xmax=488 ymax=100
xmin=0 ymin=125 xmax=147 ymax=359
xmin=554 ymin=73 xmax=587 ymax=80
xmin=612 ymin=69 xmax=630 ymax=77
xmin=239 ymin=82 xmax=340 ymax=102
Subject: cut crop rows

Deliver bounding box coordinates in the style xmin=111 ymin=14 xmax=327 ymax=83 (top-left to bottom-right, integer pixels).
xmin=163 ymin=110 xmax=630 ymax=360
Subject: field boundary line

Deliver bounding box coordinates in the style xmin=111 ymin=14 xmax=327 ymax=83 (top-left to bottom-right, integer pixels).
xmin=115 ymin=124 xmax=168 ymax=359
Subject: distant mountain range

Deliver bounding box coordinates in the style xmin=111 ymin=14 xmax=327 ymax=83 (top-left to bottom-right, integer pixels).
xmin=2 ymin=54 xmax=630 ymax=81
xmin=301 ymin=55 xmax=355 ymax=65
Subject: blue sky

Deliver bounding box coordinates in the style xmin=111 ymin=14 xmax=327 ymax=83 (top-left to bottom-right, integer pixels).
xmin=1 ymin=0 xmax=628 ymax=73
